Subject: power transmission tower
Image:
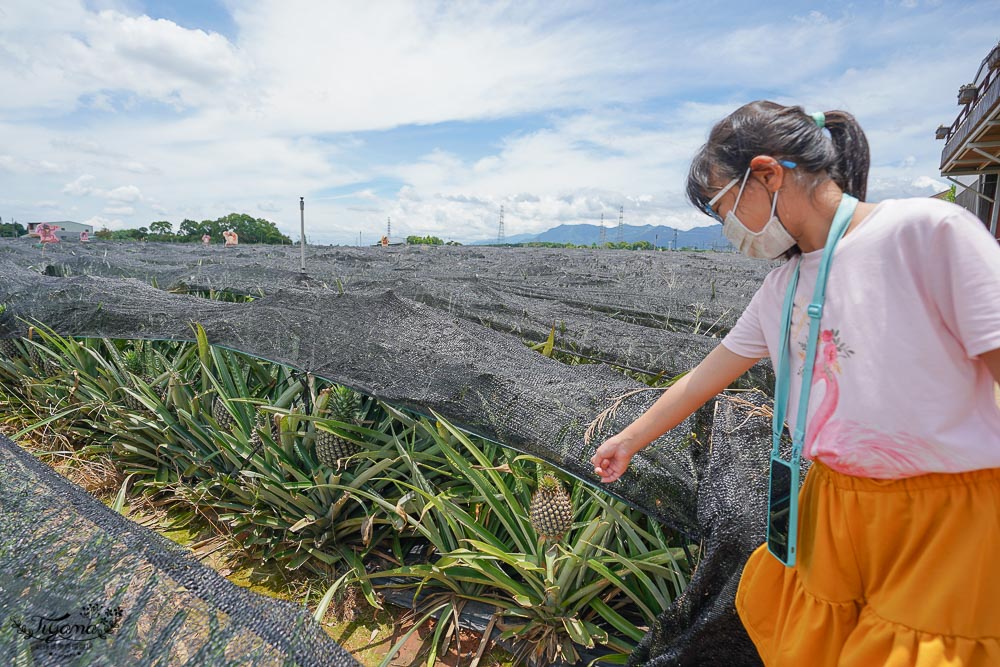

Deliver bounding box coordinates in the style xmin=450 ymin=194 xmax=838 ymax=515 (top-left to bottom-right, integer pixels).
xmin=599 ymin=212 xmax=606 ymax=246
xmin=673 ymin=228 xmax=678 ymax=251
xmin=386 ymin=216 xmax=391 ymax=242
xmin=617 ymin=206 xmax=624 ymax=243
xmin=497 ymin=205 xmax=505 ymax=244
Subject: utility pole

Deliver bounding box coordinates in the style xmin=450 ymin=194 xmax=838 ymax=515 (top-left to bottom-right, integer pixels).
xmin=497 ymin=205 xmax=505 ymax=244
xmin=599 ymin=212 xmax=606 ymax=246
xmin=359 ymin=231 xmax=362 ymax=246
xmin=299 ymin=197 xmax=306 ymax=274
xmin=617 ymin=206 xmax=624 ymax=243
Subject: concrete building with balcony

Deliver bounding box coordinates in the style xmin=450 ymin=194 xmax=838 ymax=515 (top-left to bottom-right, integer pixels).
xmin=936 ymin=41 xmax=1000 ymax=240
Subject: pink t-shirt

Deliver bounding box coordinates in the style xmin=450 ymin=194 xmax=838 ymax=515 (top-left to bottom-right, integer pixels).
xmin=722 ymin=198 xmax=1000 ymax=479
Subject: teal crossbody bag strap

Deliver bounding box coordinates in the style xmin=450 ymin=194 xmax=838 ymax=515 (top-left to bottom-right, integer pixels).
xmin=792 ymin=195 xmax=857 ymax=449
xmin=767 ymin=193 xmax=857 ymax=566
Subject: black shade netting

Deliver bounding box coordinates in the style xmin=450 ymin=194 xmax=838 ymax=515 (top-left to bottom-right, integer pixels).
xmin=630 ymin=391 xmax=807 ymax=667
xmin=0 ymin=241 xmax=772 ymax=382
xmin=0 ymin=240 xmax=785 ymax=665
xmin=0 ymin=432 xmax=358 ymax=667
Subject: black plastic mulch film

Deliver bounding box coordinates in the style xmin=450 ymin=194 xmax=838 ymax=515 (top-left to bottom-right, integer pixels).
xmin=0 ymin=240 xmax=779 ymax=666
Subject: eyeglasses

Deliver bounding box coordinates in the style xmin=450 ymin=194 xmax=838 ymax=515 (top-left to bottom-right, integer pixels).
xmin=702 ymin=160 xmax=797 ymax=223
xmin=704 ymin=177 xmax=740 ymax=223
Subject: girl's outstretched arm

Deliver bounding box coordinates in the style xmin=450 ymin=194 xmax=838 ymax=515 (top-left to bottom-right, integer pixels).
xmin=591 ymin=344 xmax=760 ymax=483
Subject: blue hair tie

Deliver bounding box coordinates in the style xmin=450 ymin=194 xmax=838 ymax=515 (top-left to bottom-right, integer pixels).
xmin=810 ymin=111 xmax=826 ymax=128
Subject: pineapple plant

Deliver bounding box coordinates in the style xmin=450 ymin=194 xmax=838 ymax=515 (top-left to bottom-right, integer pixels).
xmin=315 ymin=385 xmax=361 ymax=467
xmin=529 ymin=474 xmax=574 ymax=542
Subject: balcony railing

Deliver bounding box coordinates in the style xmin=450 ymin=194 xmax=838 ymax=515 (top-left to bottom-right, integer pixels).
xmin=940 ymin=45 xmax=1000 ymax=170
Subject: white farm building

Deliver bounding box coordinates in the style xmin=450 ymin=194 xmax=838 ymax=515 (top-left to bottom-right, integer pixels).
xmin=26 ymin=221 xmax=94 ymax=242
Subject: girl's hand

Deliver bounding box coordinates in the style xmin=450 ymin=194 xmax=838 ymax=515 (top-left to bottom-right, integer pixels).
xmin=591 ymin=433 xmax=638 ymax=484
xmin=589 ymin=345 xmax=760 ymax=484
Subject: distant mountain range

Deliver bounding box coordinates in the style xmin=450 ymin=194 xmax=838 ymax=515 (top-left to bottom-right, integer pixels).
xmin=472 ymin=223 xmax=733 ymax=251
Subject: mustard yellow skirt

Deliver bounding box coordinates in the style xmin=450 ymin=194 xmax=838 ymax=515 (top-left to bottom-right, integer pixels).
xmin=736 ymin=461 xmax=1000 ymax=666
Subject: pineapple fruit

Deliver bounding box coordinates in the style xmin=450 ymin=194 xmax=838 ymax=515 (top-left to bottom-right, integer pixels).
xmin=0 ymin=338 xmax=19 ymax=360
xmin=529 ymin=475 xmax=574 ymax=542
xmin=121 ymin=349 xmax=148 ymax=411
xmin=249 ymin=411 xmax=277 ymax=458
xmin=213 ymin=397 xmax=236 ymax=432
xmin=315 ymin=386 xmax=361 ymax=467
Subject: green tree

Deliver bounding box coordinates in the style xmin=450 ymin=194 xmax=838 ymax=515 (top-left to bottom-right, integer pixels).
xmin=406 ymin=235 xmax=444 ymax=245
xmin=149 ymin=220 xmax=172 ymax=236
xmin=178 ymin=219 xmax=204 ymax=239
xmin=0 ymin=220 xmax=26 ymax=238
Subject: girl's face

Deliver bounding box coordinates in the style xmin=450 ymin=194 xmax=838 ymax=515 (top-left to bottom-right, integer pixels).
xmin=707 ymin=172 xmax=774 ymax=233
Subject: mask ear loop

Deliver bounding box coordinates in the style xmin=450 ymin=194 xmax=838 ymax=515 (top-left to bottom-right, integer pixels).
xmin=731 ymin=167 xmax=753 ymax=212
xmin=769 ymin=159 xmax=794 ymax=219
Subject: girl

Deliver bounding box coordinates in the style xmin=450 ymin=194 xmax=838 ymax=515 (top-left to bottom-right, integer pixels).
xmin=592 ymin=101 xmax=1000 ymax=666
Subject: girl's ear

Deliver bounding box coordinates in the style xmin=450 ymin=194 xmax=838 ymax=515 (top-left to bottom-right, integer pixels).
xmin=749 ymin=155 xmax=785 ymax=193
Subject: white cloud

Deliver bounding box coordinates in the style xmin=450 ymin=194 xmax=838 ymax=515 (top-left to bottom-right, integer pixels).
xmin=51 ymin=138 xmax=116 ymax=156
xmin=0 ymin=154 xmax=64 ymax=174
xmin=60 ymin=176 xmax=143 ymax=204
xmin=0 ymin=4 xmax=245 ymax=112
xmin=222 ymin=1 xmax=653 ymax=135
xmin=103 ymin=205 xmax=135 ymax=215
xmin=119 ymin=161 xmax=157 ymax=174
xmin=911 ymin=175 xmax=948 ymax=191
xmin=63 ymin=174 xmax=97 ymax=196
xmin=105 ymin=184 xmax=142 ymax=203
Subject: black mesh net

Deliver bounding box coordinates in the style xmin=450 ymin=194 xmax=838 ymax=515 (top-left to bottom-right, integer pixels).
xmin=0 ymin=432 xmax=358 ymax=666
xmin=0 ymin=239 xmax=781 ymax=665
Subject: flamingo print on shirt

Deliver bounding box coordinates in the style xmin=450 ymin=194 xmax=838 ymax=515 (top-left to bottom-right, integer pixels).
xmin=802 ymin=330 xmax=954 ymax=478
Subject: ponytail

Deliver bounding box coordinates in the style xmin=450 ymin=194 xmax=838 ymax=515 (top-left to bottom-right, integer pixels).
xmin=822 ymin=110 xmax=870 ymax=201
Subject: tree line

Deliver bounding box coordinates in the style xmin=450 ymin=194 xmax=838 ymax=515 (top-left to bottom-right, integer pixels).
xmin=405 ymin=235 xmax=462 ymax=245
xmin=94 ymin=213 xmax=291 ymax=244
xmin=0 ymin=221 xmax=26 ymax=238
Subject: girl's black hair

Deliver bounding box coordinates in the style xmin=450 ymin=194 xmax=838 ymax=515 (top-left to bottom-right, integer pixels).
xmin=686 ymin=100 xmax=870 ymax=216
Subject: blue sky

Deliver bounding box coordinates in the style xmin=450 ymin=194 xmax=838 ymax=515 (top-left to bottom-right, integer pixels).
xmin=0 ymin=1 xmax=996 ymax=244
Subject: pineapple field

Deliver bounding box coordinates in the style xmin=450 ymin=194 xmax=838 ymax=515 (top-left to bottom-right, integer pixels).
xmin=0 ymin=239 xmax=778 ymax=666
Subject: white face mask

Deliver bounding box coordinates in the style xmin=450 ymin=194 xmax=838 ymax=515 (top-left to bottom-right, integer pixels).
xmin=715 ymin=168 xmax=797 ymax=260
